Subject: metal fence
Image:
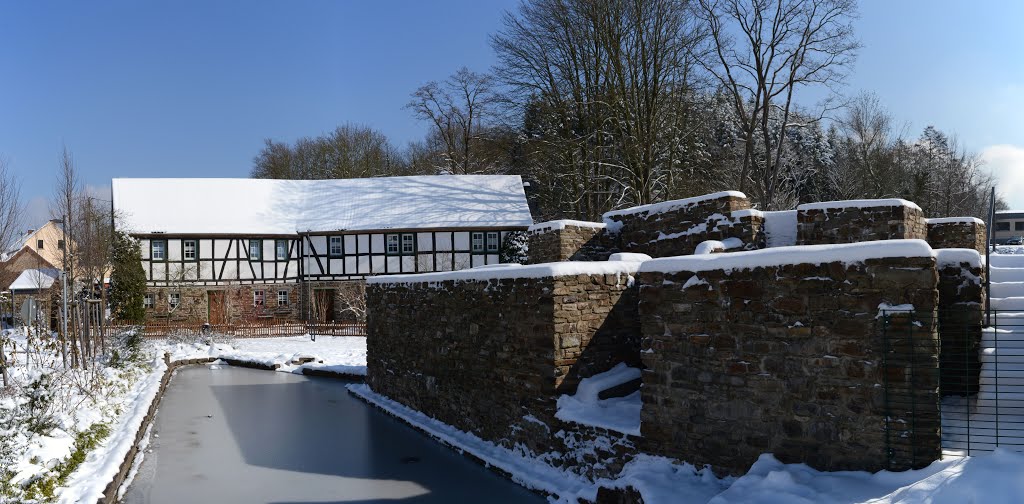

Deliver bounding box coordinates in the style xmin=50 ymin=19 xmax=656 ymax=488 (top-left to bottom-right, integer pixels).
xmin=107 ymin=321 xmax=366 ymax=338
xmin=882 ymin=310 xmax=1024 ymax=460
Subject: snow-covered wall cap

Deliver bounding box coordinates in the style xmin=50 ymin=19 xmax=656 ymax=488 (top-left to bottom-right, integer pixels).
xmin=933 ymin=248 xmax=984 ymax=268
xmin=926 ymin=217 xmax=985 ymax=225
xmin=639 ymin=239 xmax=934 ymax=274
xmin=797 ymin=198 xmax=923 ymax=213
xmin=694 ymin=238 xmax=744 ymax=255
xmin=527 ymin=219 xmax=607 ymax=234
xmin=113 ymin=175 xmax=533 ymax=235
xmin=367 ymin=261 xmax=641 ymax=285
xmin=609 ymin=252 xmax=652 ymax=262
xmin=602 ymin=191 xmax=747 ymax=222
xmin=731 ymin=209 xmax=765 ymax=219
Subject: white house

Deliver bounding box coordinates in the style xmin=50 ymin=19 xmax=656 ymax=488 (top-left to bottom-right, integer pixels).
xmin=112 ymin=175 xmax=533 ymax=323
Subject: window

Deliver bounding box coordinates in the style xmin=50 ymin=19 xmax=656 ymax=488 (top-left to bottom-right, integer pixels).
xmin=401 ymin=234 xmax=415 ymax=254
xmin=277 ymin=290 xmax=289 ymax=306
xmin=486 ymin=232 xmax=500 ymax=252
xmin=1016 ymin=222 xmax=1024 ymax=232
xmin=329 ymin=236 xmax=343 ymax=257
xmin=183 ymin=240 xmax=197 ymax=261
xmin=276 ymin=240 xmax=288 ymax=260
xmin=997 ymin=222 xmax=1011 ymax=231
xmin=152 ymin=240 xmax=167 ymax=261
xmin=386 ymin=234 xmax=400 ymax=255
xmin=253 ymin=290 xmax=265 ymax=307
xmin=169 ymin=293 xmax=180 ymax=309
xmin=143 ymin=294 xmax=153 ymax=309
xmin=249 ymin=239 xmax=262 ymax=260
xmin=57 ymin=240 xmax=65 ymax=250
xmin=37 ymin=239 xmax=44 ymax=249
xmin=471 ymin=232 xmax=485 ymax=252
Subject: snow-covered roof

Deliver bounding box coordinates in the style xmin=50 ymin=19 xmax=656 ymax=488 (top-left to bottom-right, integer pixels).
xmin=112 ymin=176 xmax=533 ymax=235
xmin=9 ymin=268 xmax=60 ymax=291
xmin=797 ymin=198 xmax=922 ymax=212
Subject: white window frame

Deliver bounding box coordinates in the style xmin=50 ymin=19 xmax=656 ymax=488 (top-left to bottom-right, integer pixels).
xmin=386 ymin=234 xmax=400 ymax=255
xmin=249 ymin=239 xmax=262 ymax=260
xmin=277 ymin=290 xmax=289 ymax=306
xmin=276 ymin=240 xmax=288 ymax=260
xmin=169 ymin=293 xmax=180 ymax=309
xmin=329 ymin=236 xmax=343 ymax=257
xmin=152 ymin=240 xmax=167 ymax=261
xmin=253 ymin=290 xmax=265 ymax=307
xmin=143 ymin=294 xmax=153 ymax=309
xmin=184 ymin=240 xmax=197 ymax=261
xmin=471 ymin=232 xmax=485 ymax=252
xmin=401 ymin=234 xmax=415 ymax=254
xmin=486 ymin=232 xmax=500 ymax=252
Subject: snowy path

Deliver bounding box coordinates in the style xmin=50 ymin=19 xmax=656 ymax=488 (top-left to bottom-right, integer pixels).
xmin=121 ymin=366 xmax=543 ymax=503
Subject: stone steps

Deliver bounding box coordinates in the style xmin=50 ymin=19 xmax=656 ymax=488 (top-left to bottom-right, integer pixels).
xmin=991 ymin=282 xmax=1024 ymax=299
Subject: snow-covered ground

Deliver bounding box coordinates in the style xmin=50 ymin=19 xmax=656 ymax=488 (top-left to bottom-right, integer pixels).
xmin=0 ymin=330 xmax=366 ymax=502
xmin=351 ymin=383 xmax=1024 ymax=504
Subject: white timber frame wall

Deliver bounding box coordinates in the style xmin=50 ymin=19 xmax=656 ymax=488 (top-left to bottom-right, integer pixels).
xmin=137 ymin=228 xmax=519 ymax=286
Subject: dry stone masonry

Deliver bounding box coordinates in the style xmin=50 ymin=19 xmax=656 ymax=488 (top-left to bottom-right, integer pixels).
xmin=527 ymin=220 xmax=616 ymax=264
xmin=927 ymin=217 xmax=988 ymax=254
xmin=603 ymin=191 xmax=761 ymax=257
xmin=934 ymin=249 xmax=985 ymax=397
xmin=797 ymin=199 xmax=927 ymax=246
xmin=636 ymin=240 xmax=941 ymax=475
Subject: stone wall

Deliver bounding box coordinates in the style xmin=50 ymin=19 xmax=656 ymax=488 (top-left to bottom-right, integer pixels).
xmin=527 ymin=221 xmax=616 ymax=264
xmin=927 ymin=218 xmax=987 ymax=254
xmin=935 ymin=250 xmax=985 ymax=397
xmin=603 ymin=191 xmax=761 ymax=258
xmin=365 ymin=264 xmax=640 ymax=476
xmin=797 ymin=199 xmax=928 ymax=246
xmin=637 ymin=241 xmax=940 ymax=475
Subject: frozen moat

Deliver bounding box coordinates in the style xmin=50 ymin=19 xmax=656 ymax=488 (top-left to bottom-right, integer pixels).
xmin=122 ymin=366 xmax=543 ymax=503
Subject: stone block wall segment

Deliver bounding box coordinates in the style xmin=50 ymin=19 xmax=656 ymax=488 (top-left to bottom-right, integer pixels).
xmin=934 ymin=249 xmax=985 ymax=397
xmin=927 ymin=218 xmax=988 ymax=254
xmin=637 ymin=241 xmax=940 ymax=475
xmin=602 ymin=191 xmax=759 ymax=258
xmin=796 ymin=199 xmax=928 ymax=246
xmin=527 ymin=220 xmax=616 ymax=264
xmin=365 ymin=263 xmax=641 ymax=477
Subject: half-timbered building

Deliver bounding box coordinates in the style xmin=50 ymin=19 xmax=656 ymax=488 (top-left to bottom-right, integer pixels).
xmin=112 ymin=175 xmax=533 ymax=323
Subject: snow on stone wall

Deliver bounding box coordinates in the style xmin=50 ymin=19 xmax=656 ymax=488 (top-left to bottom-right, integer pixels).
xmin=927 ymin=218 xmax=987 ymax=254
xmin=796 ymin=198 xmax=928 ymax=246
xmin=636 ymin=242 xmax=941 ymax=475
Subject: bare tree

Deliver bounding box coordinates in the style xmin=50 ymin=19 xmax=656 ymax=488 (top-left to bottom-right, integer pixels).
xmin=51 ymin=145 xmax=81 ymax=367
xmin=406 ymin=67 xmax=502 ymax=174
xmin=694 ymin=0 xmax=860 ymax=209
xmin=335 ymin=282 xmax=366 ymax=324
xmin=0 ymin=156 xmax=23 ymax=255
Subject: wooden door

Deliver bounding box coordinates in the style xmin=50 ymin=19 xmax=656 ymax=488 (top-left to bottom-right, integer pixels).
xmin=208 ymin=291 xmax=226 ymax=324
xmin=313 ymin=289 xmax=335 ymax=322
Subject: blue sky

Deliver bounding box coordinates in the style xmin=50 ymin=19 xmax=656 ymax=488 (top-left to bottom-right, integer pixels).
xmin=2 ymin=0 xmax=1023 ymax=227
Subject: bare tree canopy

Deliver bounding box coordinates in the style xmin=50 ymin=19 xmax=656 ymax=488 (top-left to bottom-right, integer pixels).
xmin=694 ymin=0 xmax=860 ymax=209
xmin=251 ymin=124 xmax=407 ymax=180
xmin=0 ymin=156 xmax=23 ymax=253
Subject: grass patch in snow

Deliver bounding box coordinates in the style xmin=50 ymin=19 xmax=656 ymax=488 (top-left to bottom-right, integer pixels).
xmin=22 ymin=422 xmax=112 ymax=502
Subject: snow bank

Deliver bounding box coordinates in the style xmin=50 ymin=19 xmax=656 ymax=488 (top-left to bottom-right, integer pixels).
xmin=639 ymin=240 xmax=934 ymax=274
xmin=797 ymin=198 xmax=923 ymax=212
xmin=160 ymin=336 xmax=368 ymax=376
xmin=555 ymin=364 xmax=642 ymax=435
xmin=763 ymin=210 xmax=798 ymax=248
xmin=694 ymin=238 xmax=744 ymax=255
xmin=367 ymin=261 xmax=641 ymax=285
xmin=927 ymin=217 xmax=985 ymax=225
xmin=528 ymin=220 xmax=607 ymax=234
xmin=707 ymin=450 xmax=1024 ymax=504
xmin=602 ymin=191 xmax=747 ymax=222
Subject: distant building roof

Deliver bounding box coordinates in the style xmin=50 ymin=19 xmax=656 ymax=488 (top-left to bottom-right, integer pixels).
xmin=112 ymin=175 xmax=534 ymax=235
xmin=996 ymin=210 xmax=1024 ymax=219
xmin=9 ymin=268 xmax=59 ymax=291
